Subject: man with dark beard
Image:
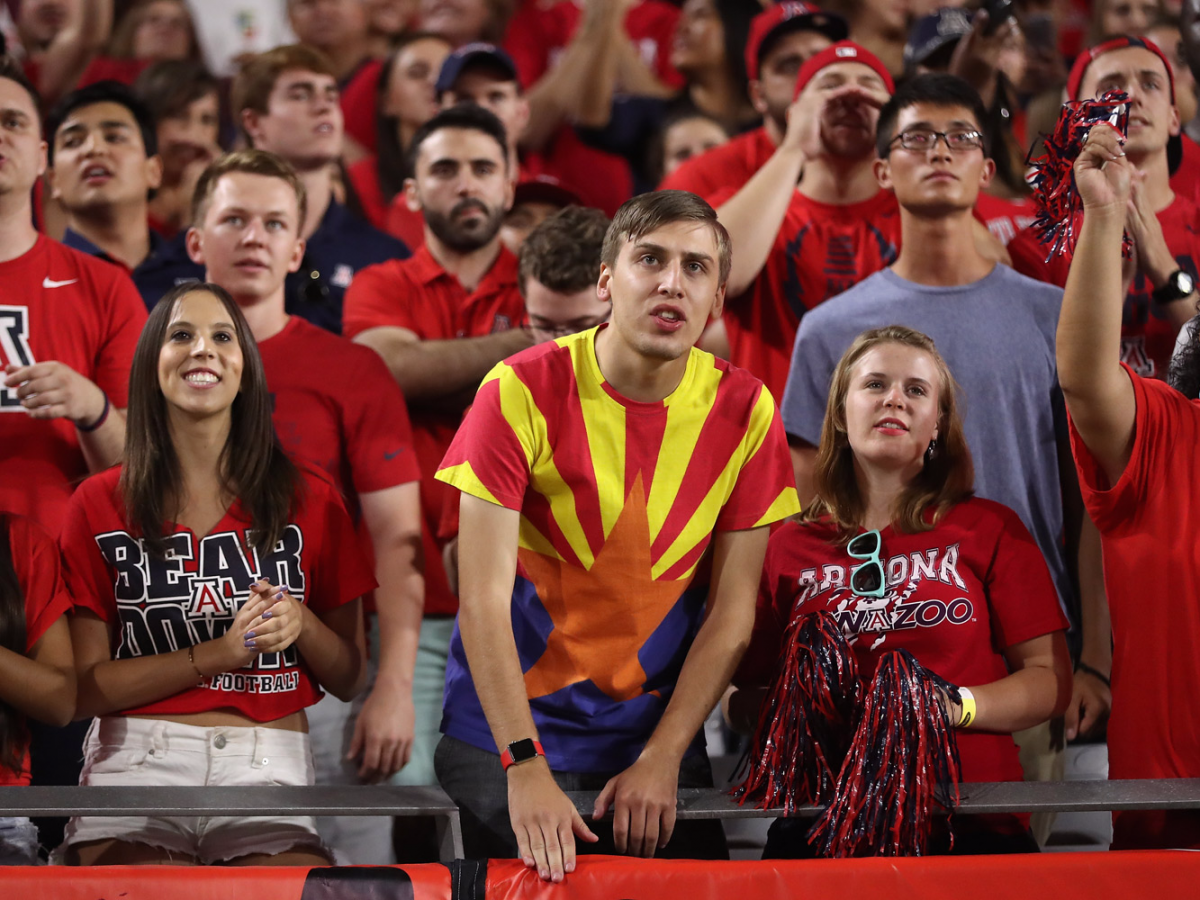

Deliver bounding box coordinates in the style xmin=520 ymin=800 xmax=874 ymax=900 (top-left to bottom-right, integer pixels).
xmin=232 ymin=44 xmax=408 ymax=335
xmin=343 ymin=105 xmax=530 ymax=841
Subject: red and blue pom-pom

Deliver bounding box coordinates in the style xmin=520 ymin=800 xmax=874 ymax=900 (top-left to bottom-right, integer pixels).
xmin=1027 ymin=89 xmax=1131 ymax=261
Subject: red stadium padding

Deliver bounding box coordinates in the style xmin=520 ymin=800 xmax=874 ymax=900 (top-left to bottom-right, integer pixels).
xmin=4 ymin=863 xmax=451 ymax=900
xmin=6 ymin=853 xmax=1200 ymax=899
xmin=484 ymin=853 xmax=1200 ymax=899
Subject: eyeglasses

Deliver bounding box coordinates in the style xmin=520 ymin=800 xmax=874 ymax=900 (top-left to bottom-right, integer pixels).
xmin=847 ymin=529 xmax=885 ymax=598
xmin=528 ymin=311 xmax=611 ymax=339
xmin=889 ymin=129 xmax=984 ymax=153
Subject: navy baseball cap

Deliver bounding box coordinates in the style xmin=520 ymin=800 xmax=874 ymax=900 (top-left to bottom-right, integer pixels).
xmin=436 ymin=43 xmax=519 ymax=96
xmin=904 ymin=8 xmax=974 ymax=72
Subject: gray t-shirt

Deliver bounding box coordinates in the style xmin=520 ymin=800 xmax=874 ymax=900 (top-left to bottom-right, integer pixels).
xmin=781 ymin=264 xmax=1072 ymax=613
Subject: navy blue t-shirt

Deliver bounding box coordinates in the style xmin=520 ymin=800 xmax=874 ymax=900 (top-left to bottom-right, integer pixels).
xmin=62 ymin=228 xmax=202 ymax=310
xmin=286 ymin=200 xmax=409 ymax=335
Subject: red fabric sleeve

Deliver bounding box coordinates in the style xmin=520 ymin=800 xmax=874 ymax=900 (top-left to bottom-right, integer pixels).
xmin=59 ymin=478 xmax=119 ymax=624
xmin=659 ymin=159 xmax=725 ymax=198
xmin=732 ymin=533 xmax=792 ymax=688
xmin=437 ymin=373 xmax=532 ymax=511
xmin=77 ymin=56 xmax=150 ymax=88
xmin=1068 ymin=364 xmax=1186 ymax=533
xmin=94 ymin=270 xmax=149 ymax=408
xmin=8 ymin=515 xmax=71 ymax=649
xmin=306 ymin=475 xmax=378 ymax=616
xmin=344 ymin=349 xmax=422 ymax=494
xmin=347 ymin=157 xmax=387 ymax=231
xmin=341 ymin=60 xmax=383 ymax=155
xmin=342 ymin=261 xmax=413 ymax=339
xmin=714 ymin=390 xmax=800 ymax=531
xmin=1007 ymin=229 xmax=1064 ymax=287
xmin=503 ymin=1 xmax=558 ymax=89
xmin=981 ymin=502 xmax=1069 ymax=651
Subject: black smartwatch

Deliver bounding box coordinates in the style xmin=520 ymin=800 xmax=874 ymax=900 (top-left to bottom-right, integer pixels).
xmin=501 ymin=738 xmax=545 ymax=770
xmin=1152 ymin=268 xmax=1196 ymax=305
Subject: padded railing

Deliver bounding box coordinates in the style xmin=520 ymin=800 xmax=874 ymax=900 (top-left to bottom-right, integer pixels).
xmin=5 ymin=777 xmax=1200 ymax=863
xmin=566 ymin=778 xmax=1200 ymax=820
xmin=0 ymin=784 xmax=464 ymax=860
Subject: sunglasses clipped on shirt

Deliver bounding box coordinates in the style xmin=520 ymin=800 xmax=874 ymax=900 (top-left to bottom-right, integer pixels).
xmin=847 ymin=529 xmax=885 ymax=599
xmin=298 ymin=255 xmax=329 ymax=307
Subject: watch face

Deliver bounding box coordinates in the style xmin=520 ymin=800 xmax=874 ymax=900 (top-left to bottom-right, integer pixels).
xmin=1180 ymin=271 xmax=1196 ymax=295
xmin=508 ymin=738 xmax=538 ymax=762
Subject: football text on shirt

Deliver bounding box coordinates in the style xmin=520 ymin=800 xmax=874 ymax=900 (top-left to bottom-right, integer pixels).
xmin=94 ymin=525 xmax=308 ymax=693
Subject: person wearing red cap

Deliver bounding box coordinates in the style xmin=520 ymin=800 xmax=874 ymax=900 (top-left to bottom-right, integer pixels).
xmin=499 ymin=175 xmax=584 ymax=254
xmin=1009 ymin=36 xmax=1200 ymax=381
xmin=713 ymin=41 xmax=899 ymax=407
xmin=659 ymin=2 xmax=847 ymax=199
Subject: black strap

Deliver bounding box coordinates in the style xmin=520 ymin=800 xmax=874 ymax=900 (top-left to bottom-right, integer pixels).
xmin=1075 ymin=661 xmax=1111 ymax=688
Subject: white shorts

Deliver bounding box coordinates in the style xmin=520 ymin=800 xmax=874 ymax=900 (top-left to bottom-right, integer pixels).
xmin=59 ymin=716 xmax=329 ymax=864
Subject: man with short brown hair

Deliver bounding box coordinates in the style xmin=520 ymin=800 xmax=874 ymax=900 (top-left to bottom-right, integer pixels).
xmin=187 ymin=148 xmax=425 ymax=864
xmin=518 ymin=206 xmax=611 ymax=344
xmin=433 ymin=189 xmax=797 ymax=878
xmin=232 ymin=44 xmax=407 ymax=334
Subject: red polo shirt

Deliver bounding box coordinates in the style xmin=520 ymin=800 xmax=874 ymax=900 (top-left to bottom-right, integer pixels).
xmin=343 ymin=245 xmax=526 ymax=616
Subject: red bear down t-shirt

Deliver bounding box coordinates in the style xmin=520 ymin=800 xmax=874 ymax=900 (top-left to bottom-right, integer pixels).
xmin=61 ymin=465 xmax=376 ymax=721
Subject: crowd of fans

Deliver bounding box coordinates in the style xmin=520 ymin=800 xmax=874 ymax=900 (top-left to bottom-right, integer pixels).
xmin=0 ymin=0 xmax=1198 ymax=873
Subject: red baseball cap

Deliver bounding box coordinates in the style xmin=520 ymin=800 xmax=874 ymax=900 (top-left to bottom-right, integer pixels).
xmin=1066 ymin=35 xmax=1176 ymax=103
xmin=513 ymin=174 xmax=582 ymax=209
xmin=745 ymin=2 xmax=849 ymax=82
xmin=793 ymin=41 xmax=895 ymax=100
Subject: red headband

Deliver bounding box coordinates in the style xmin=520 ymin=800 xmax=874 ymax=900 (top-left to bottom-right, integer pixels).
xmin=793 ymin=41 xmax=895 ymax=100
xmin=1066 ymin=36 xmax=1176 ymax=104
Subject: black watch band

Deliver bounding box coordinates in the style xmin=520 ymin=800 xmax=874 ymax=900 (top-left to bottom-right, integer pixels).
xmin=1152 ymin=268 xmax=1196 ymax=304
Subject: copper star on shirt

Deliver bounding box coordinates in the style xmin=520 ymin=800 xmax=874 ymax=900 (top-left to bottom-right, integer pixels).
xmin=520 ymin=471 xmax=690 ymax=702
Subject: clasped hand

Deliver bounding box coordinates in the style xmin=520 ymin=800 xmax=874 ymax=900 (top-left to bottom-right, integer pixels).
xmin=221 ymin=579 xmax=304 ymax=666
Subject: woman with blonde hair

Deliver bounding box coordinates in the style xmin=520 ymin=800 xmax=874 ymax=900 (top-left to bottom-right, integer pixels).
xmin=728 ymin=325 xmax=1071 ymax=857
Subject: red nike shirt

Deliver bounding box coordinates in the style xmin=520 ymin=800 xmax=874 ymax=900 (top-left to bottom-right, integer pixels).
xmin=0 ymin=236 xmax=147 ymax=536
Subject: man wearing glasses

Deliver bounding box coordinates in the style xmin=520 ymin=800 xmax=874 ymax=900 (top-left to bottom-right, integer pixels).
xmin=437 ymin=205 xmax=612 ymax=584
xmin=781 ymin=75 xmax=1093 ymax=844
xmin=783 ymin=73 xmax=1072 ymax=636
xmin=519 ymin=206 xmax=612 ymax=344
xmin=233 ymin=44 xmax=408 ymax=335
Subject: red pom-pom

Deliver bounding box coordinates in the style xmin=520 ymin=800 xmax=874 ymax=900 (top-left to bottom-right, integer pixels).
xmin=1027 ymin=89 xmax=1132 ymax=260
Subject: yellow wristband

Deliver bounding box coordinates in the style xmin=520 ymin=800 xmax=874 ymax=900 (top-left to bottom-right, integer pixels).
xmin=957 ymin=686 xmax=976 ymax=728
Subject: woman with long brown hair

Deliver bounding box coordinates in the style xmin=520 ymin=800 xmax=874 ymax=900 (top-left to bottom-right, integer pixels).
xmin=59 ymin=283 xmax=373 ymax=866
xmin=727 ymin=325 xmax=1071 ymax=856
xmin=0 ymin=512 xmax=75 ymax=864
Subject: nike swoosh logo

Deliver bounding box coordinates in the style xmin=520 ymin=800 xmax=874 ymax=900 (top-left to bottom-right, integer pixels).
xmin=43 ymin=278 xmax=79 ymax=288
xmin=384 ymin=448 xmax=406 ymax=460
